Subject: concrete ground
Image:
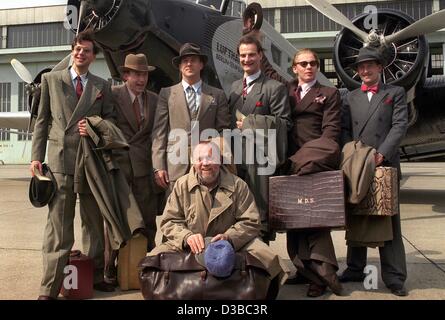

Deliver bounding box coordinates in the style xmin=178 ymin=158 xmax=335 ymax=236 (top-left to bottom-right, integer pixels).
xmin=0 ymin=163 xmax=444 ymax=300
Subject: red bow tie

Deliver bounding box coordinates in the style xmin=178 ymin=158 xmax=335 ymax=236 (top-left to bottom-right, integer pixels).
xmin=361 ymin=83 xmax=379 ymax=94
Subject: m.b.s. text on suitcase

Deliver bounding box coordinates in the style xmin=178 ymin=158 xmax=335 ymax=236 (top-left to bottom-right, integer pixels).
xmin=269 ymin=170 xmax=345 ymax=231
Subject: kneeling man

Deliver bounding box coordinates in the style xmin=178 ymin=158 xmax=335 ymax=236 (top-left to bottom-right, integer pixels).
xmin=149 ymin=140 xmax=288 ymax=295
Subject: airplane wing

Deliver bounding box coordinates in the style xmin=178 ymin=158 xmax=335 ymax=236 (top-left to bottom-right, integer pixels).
xmin=0 ymin=112 xmax=31 ymax=131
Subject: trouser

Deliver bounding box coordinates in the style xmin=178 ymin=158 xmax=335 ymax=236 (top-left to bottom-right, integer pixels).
xmin=104 ymin=174 xmax=158 ymax=279
xmin=237 ymin=164 xmax=275 ymax=242
xmin=40 ymin=173 xmax=105 ymax=297
xmin=287 ymin=229 xmax=339 ymax=285
xmin=345 ymin=213 xmax=407 ymax=288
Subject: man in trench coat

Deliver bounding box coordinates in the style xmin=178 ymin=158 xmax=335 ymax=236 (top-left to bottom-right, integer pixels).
xmin=340 ymin=46 xmax=409 ymax=296
xmin=30 ymin=30 xmax=116 ymax=299
xmin=149 ymin=141 xmax=289 ymax=296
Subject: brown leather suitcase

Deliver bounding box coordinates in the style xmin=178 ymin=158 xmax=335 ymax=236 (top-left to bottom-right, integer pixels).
xmin=117 ymin=233 xmax=148 ymax=290
xmin=352 ymin=166 xmax=399 ymax=216
xmin=269 ymin=170 xmax=345 ymax=230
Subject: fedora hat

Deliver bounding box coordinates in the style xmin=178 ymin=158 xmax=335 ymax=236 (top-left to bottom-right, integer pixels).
xmin=119 ymin=53 xmax=156 ymax=73
xmin=172 ymin=43 xmax=208 ymax=68
xmin=351 ymin=46 xmax=385 ymax=69
xmin=195 ymin=237 xmax=235 ymax=278
xmin=29 ymin=164 xmax=57 ymax=208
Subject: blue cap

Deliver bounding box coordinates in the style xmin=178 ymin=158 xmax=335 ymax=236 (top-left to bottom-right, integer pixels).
xmin=202 ymin=239 xmax=235 ymax=278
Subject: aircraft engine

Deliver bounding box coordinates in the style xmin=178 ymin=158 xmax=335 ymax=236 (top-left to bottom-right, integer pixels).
xmin=66 ymin=0 xmax=150 ymax=51
xmin=333 ymin=9 xmax=428 ymax=92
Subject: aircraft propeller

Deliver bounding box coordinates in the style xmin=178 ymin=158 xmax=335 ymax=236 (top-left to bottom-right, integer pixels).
xmin=305 ymin=0 xmax=369 ymax=42
xmin=306 ymin=0 xmax=445 ymax=47
xmin=10 ymin=59 xmax=34 ymax=84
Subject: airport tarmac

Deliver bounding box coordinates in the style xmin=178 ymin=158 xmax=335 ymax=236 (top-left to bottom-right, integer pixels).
xmin=0 ymin=163 xmax=444 ymax=300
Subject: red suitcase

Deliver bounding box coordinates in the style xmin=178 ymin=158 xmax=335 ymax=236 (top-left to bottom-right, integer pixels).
xmin=60 ymin=250 xmax=94 ymax=300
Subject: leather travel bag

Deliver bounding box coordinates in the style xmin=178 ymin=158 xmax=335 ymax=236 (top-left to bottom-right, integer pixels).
xmin=269 ymin=170 xmax=346 ymax=230
xmin=351 ymin=166 xmax=399 ymax=216
xmin=138 ymin=251 xmax=271 ymax=300
xmin=60 ymin=250 xmax=94 ymax=300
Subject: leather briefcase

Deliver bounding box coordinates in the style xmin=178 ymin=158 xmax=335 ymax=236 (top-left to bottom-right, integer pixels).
xmin=352 ymin=166 xmax=399 ymax=216
xmin=138 ymin=251 xmax=271 ymax=300
xmin=269 ymin=170 xmax=345 ymax=230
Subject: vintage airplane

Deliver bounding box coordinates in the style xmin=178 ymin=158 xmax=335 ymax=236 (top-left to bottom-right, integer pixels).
xmin=1 ymin=0 xmax=310 ymax=136
xmin=2 ymin=0 xmax=445 ymax=160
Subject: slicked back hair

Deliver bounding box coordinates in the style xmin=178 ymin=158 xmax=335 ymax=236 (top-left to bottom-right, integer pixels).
xmin=292 ymin=48 xmax=320 ymax=67
xmin=71 ymin=29 xmax=100 ymax=55
xmin=237 ymin=35 xmax=264 ymax=54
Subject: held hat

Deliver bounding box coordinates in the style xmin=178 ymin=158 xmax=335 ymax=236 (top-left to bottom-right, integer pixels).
xmin=29 ymin=163 xmax=57 ymax=208
xmin=119 ymin=53 xmax=156 ymax=73
xmin=172 ymin=43 xmax=208 ymax=68
xmin=351 ymin=46 xmax=385 ymax=69
xmin=195 ymin=237 xmax=235 ymax=278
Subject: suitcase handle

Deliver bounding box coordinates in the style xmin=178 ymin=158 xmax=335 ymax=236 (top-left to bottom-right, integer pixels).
xmin=70 ymin=250 xmax=82 ymax=257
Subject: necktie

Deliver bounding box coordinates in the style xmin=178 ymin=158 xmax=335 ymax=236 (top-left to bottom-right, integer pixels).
xmin=242 ymin=78 xmax=248 ymax=98
xmin=294 ymin=86 xmax=302 ymax=104
xmin=75 ymin=76 xmax=83 ymax=99
xmin=361 ymin=83 xmax=379 ymax=94
xmin=132 ymin=97 xmax=141 ymax=128
xmin=186 ymin=86 xmax=197 ymax=113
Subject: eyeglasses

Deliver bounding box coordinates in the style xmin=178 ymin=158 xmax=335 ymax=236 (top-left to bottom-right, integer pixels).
xmin=295 ymin=60 xmax=318 ymax=68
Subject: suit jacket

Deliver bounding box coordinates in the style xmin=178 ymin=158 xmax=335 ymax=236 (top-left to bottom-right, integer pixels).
xmin=288 ymin=81 xmax=341 ymax=152
xmin=227 ymin=73 xmax=291 ymax=228
xmin=151 ymin=82 xmax=231 ymax=182
xmin=112 ymin=84 xmax=157 ymax=178
xmin=32 ymin=68 xmax=115 ymax=175
xmin=341 ymin=82 xmax=408 ymax=168
xmin=228 ymin=73 xmax=292 ymax=130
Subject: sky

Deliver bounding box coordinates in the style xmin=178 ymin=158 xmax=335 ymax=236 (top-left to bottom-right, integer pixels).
xmin=0 ymin=0 xmax=66 ymax=9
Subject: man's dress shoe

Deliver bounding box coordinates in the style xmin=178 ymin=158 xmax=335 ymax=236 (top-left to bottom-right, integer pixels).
xmin=338 ymin=270 xmax=365 ymax=283
xmin=285 ymin=274 xmax=310 ymax=285
xmin=93 ymin=281 xmax=116 ymax=292
xmin=306 ymin=283 xmax=326 ymax=297
xmin=389 ymin=285 xmax=408 ymax=297
xmin=323 ymin=274 xmax=344 ymax=296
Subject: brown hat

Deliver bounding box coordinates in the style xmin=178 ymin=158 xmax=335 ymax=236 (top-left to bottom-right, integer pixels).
xmin=172 ymin=43 xmax=208 ymax=68
xmin=119 ymin=53 xmax=156 ymax=73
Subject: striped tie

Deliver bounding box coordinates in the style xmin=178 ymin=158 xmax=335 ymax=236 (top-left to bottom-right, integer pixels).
xmin=186 ymin=86 xmax=197 ymax=113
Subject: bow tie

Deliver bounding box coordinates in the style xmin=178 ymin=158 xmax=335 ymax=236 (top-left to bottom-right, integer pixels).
xmin=361 ymin=83 xmax=379 ymax=94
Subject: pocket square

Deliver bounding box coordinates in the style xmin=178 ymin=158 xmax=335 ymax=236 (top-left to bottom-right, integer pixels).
xmin=314 ymin=94 xmax=327 ymax=104
xmin=96 ymin=92 xmax=103 ymax=100
xmin=255 ymin=101 xmax=263 ymax=107
xmin=384 ymin=97 xmax=393 ymax=105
